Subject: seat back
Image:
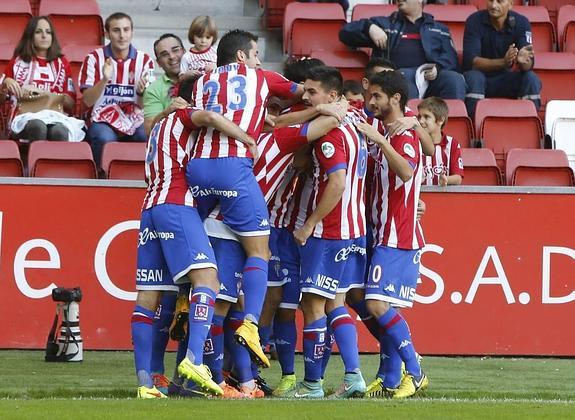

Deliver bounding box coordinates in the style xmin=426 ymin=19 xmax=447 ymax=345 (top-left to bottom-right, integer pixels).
xmin=550 ymin=118 xmax=575 ymax=171
xmin=310 ymin=50 xmax=369 ymax=82
xmin=39 ymin=0 xmax=100 ymax=15
xmin=351 ymin=4 xmax=397 ymax=21
xmin=48 ymin=15 xmax=104 ymax=47
xmin=534 ymin=52 xmax=575 ymax=108
xmin=28 ymin=141 xmax=97 ymax=179
xmin=290 ymin=19 xmax=347 ymax=56
xmin=460 ymin=148 xmax=501 ymax=185
xmin=424 ymin=5 xmax=478 ymax=56
xmin=0 ymin=140 xmax=24 ymax=177
xmin=537 ymin=0 xmax=574 ymax=26
xmin=506 ymin=148 xmax=574 ymax=186
xmin=513 ymin=6 xmax=556 ymax=52
xmin=0 ymin=13 xmax=32 ymax=49
xmin=263 ymin=0 xmax=292 ymax=29
xmin=558 ymin=5 xmax=575 ymax=52
xmin=101 ymin=142 xmax=146 ymax=180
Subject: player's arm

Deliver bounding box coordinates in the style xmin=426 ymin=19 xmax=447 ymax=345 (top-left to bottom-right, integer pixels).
xmin=293 ymin=169 xmax=346 ymax=246
xmin=145 ymin=96 xmax=189 ymax=136
xmin=191 ymin=110 xmax=257 ymax=153
xmin=386 ymin=116 xmax=434 ymax=156
xmin=274 ymin=100 xmax=347 ymax=128
xmin=356 ymin=122 xmax=413 ymax=182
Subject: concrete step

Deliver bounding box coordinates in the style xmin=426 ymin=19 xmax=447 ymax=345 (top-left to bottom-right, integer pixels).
xmin=98 ymin=0 xmax=246 ymax=18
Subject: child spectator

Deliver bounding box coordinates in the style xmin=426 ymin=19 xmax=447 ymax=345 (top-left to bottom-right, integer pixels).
xmin=417 ymin=97 xmax=463 ymax=186
xmin=342 ymin=79 xmax=364 ymax=109
xmin=180 ymin=16 xmax=218 ymax=79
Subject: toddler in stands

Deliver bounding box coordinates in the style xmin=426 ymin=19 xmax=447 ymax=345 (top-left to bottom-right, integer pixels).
xmin=180 ymin=16 xmax=218 ymax=79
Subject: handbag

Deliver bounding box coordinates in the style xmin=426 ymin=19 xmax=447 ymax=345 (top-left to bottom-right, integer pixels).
xmin=18 ymin=92 xmax=65 ymax=115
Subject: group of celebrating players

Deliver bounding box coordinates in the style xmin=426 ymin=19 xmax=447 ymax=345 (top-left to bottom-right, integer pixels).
xmin=130 ymin=28 xmax=432 ymax=401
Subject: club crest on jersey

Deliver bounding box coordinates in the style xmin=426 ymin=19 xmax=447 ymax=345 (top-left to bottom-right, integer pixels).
xmin=194 ymin=304 xmax=209 ymax=320
xmin=321 ymin=142 xmax=335 ymax=158
xmin=403 ymin=143 xmax=416 ymax=158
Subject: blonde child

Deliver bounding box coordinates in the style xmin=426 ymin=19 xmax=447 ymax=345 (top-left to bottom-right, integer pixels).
xmin=180 ymin=16 xmax=218 ymax=79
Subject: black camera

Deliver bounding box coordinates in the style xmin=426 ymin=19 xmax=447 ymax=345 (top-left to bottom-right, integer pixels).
xmin=51 ymin=287 xmax=82 ymax=303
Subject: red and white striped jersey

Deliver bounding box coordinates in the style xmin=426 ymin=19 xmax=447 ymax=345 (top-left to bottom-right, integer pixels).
xmin=422 ymin=134 xmax=464 ymax=186
xmin=192 ymin=63 xmax=298 ymax=159
xmin=180 ymin=46 xmax=217 ymax=74
xmin=268 ymin=166 xmax=299 ymax=228
xmin=286 ymin=172 xmax=315 ymax=232
xmin=142 ymin=107 xmax=199 ymax=210
xmin=308 ymin=110 xmax=367 ymax=240
xmin=79 ymin=44 xmax=153 ymax=119
xmin=370 ymin=128 xmax=425 ymax=250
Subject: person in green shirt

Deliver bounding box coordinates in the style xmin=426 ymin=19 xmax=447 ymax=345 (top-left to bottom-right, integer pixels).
xmin=143 ymin=33 xmax=188 ymax=135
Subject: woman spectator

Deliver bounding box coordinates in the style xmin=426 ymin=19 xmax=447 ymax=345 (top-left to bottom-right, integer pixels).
xmin=1 ymin=16 xmax=84 ymax=141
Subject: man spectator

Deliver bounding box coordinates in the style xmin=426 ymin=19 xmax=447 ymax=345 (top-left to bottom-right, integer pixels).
xmin=462 ymin=0 xmax=541 ymax=118
xmin=79 ymin=12 xmax=154 ymax=167
xmin=339 ymin=0 xmax=465 ymax=101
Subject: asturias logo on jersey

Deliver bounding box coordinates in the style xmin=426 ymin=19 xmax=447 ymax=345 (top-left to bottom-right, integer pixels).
xmin=104 ymin=84 xmax=135 ymax=98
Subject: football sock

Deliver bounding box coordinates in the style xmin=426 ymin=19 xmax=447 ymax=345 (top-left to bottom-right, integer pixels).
xmin=349 ymin=300 xmax=380 ymax=341
xmin=321 ymin=327 xmax=334 ymax=379
xmin=259 ymin=324 xmax=273 ymax=348
xmin=273 ymin=318 xmax=297 ymax=375
xmin=381 ymin=332 xmax=402 ymax=388
xmin=131 ymin=305 xmax=155 ymax=388
xmin=150 ymin=293 xmax=176 ymax=374
xmin=242 ymin=257 xmax=268 ymax=323
xmin=377 ymin=308 xmax=421 ymax=377
xmin=303 ymin=316 xmax=327 ymax=382
xmin=172 ymin=333 xmax=188 ymax=385
xmin=225 ymin=315 xmax=253 ymax=383
xmin=204 ymin=314 xmax=225 ymax=385
xmin=328 ymin=306 xmax=360 ymax=373
xmin=186 ymin=287 xmax=216 ymax=365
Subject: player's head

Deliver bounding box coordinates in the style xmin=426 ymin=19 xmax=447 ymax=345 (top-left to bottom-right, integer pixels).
xmin=363 ymin=57 xmax=396 ymax=92
xmin=343 ymin=79 xmax=364 ymax=102
xmin=217 ymin=29 xmax=260 ymax=68
xmin=418 ymin=97 xmax=449 ymax=134
xmin=14 ymin=16 xmax=62 ymax=62
xmin=153 ymin=33 xmax=185 ymax=78
xmin=105 ymin=12 xmax=134 ymax=53
xmin=188 ymin=15 xmax=218 ymax=51
xmin=283 ymin=57 xmax=325 ymax=83
xmin=367 ymin=70 xmax=408 ymax=120
xmin=177 ymin=74 xmax=201 ymax=102
xmin=302 ymin=66 xmax=343 ymax=107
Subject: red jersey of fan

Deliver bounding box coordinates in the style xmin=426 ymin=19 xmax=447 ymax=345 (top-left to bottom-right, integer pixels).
xmin=422 ymin=134 xmax=464 ymax=186
xmin=192 ymin=63 xmax=298 ymax=159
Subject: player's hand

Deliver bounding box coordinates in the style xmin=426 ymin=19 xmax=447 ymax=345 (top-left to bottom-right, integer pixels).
xmin=102 ymin=57 xmax=114 ymax=81
xmin=439 ymin=173 xmax=448 ymax=187
xmin=356 ymin=121 xmax=386 ymax=145
xmin=504 ymin=43 xmax=518 ymax=68
xmin=516 ymin=45 xmax=534 ymax=66
xmin=3 ymin=78 xmax=23 ymax=98
xmin=317 ymin=100 xmax=347 ymax=122
xmin=165 ymin=97 xmax=189 ymax=115
xmin=387 ymin=116 xmax=418 ymax=137
xmin=369 ymin=24 xmax=388 ymax=49
xmin=179 ymin=69 xmax=202 ymax=82
xmin=293 ymin=223 xmax=313 ymax=246
xmin=423 ymin=64 xmax=437 ymax=81
xmin=416 ymin=199 xmax=426 ymax=221
xmin=265 ymin=113 xmax=277 ymax=127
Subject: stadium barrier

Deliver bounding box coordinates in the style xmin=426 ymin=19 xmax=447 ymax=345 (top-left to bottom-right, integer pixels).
xmin=0 ymin=179 xmax=574 ymax=356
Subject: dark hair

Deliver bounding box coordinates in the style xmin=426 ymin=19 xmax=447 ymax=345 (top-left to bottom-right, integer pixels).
xmin=178 ymin=74 xmax=201 ymax=102
xmin=188 ymin=15 xmax=218 ymax=45
xmin=283 ymin=57 xmax=324 ymax=83
xmin=217 ymin=29 xmax=258 ymax=67
xmin=368 ymin=70 xmax=408 ymax=112
xmin=418 ymin=96 xmax=449 ymax=128
xmin=105 ymin=12 xmax=133 ymax=32
xmin=365 ymin=57 xmax=396 ymax=78
xmin=343 ymin=79 xmax=362 ymax=96
xmin=153 ymin=33 xmax=184 ymax=59
xmin=13 ymin=16 xmax=62 ymax=62
xmin=306 ymin=66 xmax=343 ymax=96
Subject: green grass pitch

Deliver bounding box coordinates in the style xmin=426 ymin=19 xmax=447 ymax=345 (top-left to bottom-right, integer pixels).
xmin=0 ymin=351 xmax=574 ymax=419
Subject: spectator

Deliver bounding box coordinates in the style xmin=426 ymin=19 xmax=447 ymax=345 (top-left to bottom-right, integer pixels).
xmin=144 ymin=33 xmax=187 ymax=135
xmin=79 ymin=12 xmax=154 ymax=167
xmin=180 ymin=16 xmax=218 ymax=80
xmin=462 ymin=0 xmax=540 ymax=118
xmin=339 ymin=0 xmax=465 ymax=101
xmin=2 ymin=16 xmax=82 ymax=141
xmin=417 ymin=97 xmax=463 ymax=186
xmin=342 ymin=79 xmax=364 ymax=103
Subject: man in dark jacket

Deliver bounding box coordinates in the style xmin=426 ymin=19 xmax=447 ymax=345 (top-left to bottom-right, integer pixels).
xmin=339 ymin=0 xmax=465 ymax=101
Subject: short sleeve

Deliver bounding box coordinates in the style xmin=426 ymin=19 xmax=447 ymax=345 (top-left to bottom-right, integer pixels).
xmin=273 ymin=125 xmax=309 ymax=155
xmin=315 ymin=130 xmax=347 ymax=174
xmin=263 ymin=70 xmax=299 ymax=98
xmin=178 ymin=107 xmax=201 ymax=130
xmin=79 ymin=52 xmax=97 ymax=91
xmin=449 ymin=139 xmax=464 ymax=177
xmin=391 ymin=130 xmax=419 ymax=169
xmin=60 ymin=57 xmax=77 ymax=101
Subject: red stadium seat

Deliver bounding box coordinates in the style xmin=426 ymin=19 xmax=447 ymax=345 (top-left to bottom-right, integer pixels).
xmin=101 ymin=142 xmax=146 ymax=180
xmin=39 ymin=0 xmax=104 ymax=47
xmin=424 ymin=5 xmax=478 ymax=60
xmin=263 ymin=0 xmax=291 ymax=29
xmin=407 ymin=98 xmax=474 ymax=148
xmin=537 ymin=0 xmax=573 ymax=27
xmin=475 ymin=99 xmax=543 ymax=170
xmin=28 ymin=140 xmax=97 ymax=179
xmin=310 ymin=50 xmax=369 ymax=82
xmin=283 ymin=3 xmax=347 ymax=56
xmin=0 ymin=140 xmax=24 ymax=177
xmin=513 ymin=6 xmax=556 ymax=52
xmin=0 ymin=0 xmax=32 ymax=50
xmin=533 ymin=52 xmax=575 ymax=108
xmin=351 ymin=4 xmax=397 ymax=21
xmin=558 ymin=5 xmax=575 ymax=52
xmin=460 ymin=148 xmax=502 ymax=185
xmin=506 ymin=148 xmax=575 ymax=186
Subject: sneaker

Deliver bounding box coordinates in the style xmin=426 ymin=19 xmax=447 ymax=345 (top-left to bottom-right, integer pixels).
xmin=240 ymin=384 xmax=265 ymax=399
xmin=234 ymin=320 xmax=271 ymax=368
xmin=285 ymin=380 xmax=324 ymax=399
xmin=255 ymin=374 xmax=273 ymax=396
xmin=221 ymin=383 xmax=246 ymax=399
xmin=177 ymin=357 xmax=223 ymax=396
xmin=365 ymin=377 xmax=397 ymax=398
xmin=167 ymin=382 xmax=206 ymax=398
xmin=223 ymin=370 xmax=240 ymax=390
xmin=137 ymin=385 xmax=167 ymax=399
xmin=329 ymin=372 xmax=366 ymax=399
xmin=272 ymin=374 xmax=297 ymax=397
xmin=151 ymin=373 xmax=170 ymax=395
xmin=393 ymin=372 xmax=429 ymax=399
xmin=169 ymin=294 xmax=189 ymax=342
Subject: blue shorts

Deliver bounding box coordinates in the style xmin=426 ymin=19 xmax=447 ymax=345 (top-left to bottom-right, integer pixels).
xmin=186 ymin=157 xmax=270 ymax=236
xmin=300 ymin=236 xmax=367 ymax=300
xmin=268 ymin=227 xmax=284 ymax=286
xmin=210 ymin=236 xmax=245 ymax=303
xmin=365 ymin=246 xmax=421 ymax=308
xmin=136 ymin=204 xmax=217 ymax=292
xmin=274 ymin=229 xmax=301 ymax=309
